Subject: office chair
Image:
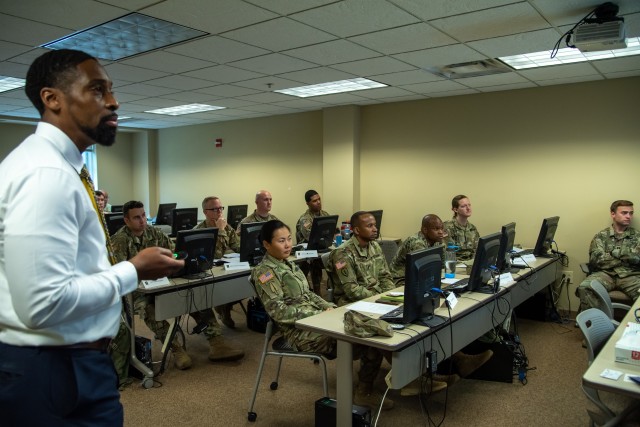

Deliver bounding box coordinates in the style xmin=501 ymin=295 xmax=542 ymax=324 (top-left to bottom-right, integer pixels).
xmin=378 ymin=239 xmax=399 ymax=266
xmin=247 ymin=278 xmax=329 ymax=423
xmin=576 ymin=308 xmax=616 ymax=426
xmin=587 ymin=280 xmax=632 ymax=326
xmin=320 ymin=252 xmax=334 ymax=303
xmin=580 ymin=263 xmax=633 ymax=319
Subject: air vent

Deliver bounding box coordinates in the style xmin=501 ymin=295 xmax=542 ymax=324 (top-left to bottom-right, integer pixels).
xmin=427 ymin=59 xmax=512 ymax=79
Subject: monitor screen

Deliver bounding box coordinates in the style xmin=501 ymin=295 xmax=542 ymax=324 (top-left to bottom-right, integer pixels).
xmin=467 ymin=232 xmax=501 ymax=293
xmin=402 ymin=246 xmax=446 ymax=327
xmin=496 ymin=222 xmax=516 ymax=273
xmin=369 ymin=210 xmax=383 ymax=238
xmin=307 ymin=215 xmax=339 ymax=252
xmin=171 ymin=208 xmax=198 ymax=237
xmin=227 ymin=205 xmax=248 ymax=230
xmin=155 ymin=203 xmax=177 ymax=225
xmin=104 ymin=213 xmax=125 ymax=236
xmin=533 ymin=216 xmax=560 ymax=257
xmin=240 ymin=222 xmax=265 ymax=266
xmin=175 ymin=228 xmax=218 ymax=279
xmin=110 ymin=205 xmax=123 ymax=213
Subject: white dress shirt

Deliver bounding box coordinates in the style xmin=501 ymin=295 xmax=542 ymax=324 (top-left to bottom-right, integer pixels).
xmin=0 ymin=122 xmax=138 ymax=346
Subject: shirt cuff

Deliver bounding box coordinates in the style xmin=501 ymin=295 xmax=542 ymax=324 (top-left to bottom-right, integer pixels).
xmin=114 ymin=261 xmax=139 ymax=294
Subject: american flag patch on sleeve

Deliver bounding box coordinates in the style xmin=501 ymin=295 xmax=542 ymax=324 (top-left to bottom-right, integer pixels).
xmin=259 ymin=271 xmax=273 ymax=284
xmin=335 ymin=260 xmax=346 ymax=270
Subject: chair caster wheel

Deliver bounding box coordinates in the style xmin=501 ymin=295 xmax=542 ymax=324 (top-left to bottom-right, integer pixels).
xmin=270 ymin=382 xmax=278 ymax=390
xmin=248 ymin=412 xmax=257 ymax=422
xmin=142 ymin=378 xmax=154 ymax=389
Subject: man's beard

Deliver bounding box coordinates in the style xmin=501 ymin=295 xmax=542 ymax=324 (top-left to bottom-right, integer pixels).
xmin=82 ymin=119 xmax=116 ymax=147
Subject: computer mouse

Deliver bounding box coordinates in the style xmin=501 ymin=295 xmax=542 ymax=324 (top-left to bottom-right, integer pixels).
xmin=390 ymin=324 xmax=405 ymax=330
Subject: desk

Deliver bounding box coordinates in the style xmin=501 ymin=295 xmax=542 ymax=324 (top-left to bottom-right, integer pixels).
xmin=582 ymin=297 xmax=640 ymax=424
xmin=128 ymin=264 xmax=256 ymax=385
xmin=296 ymin=255 xmax=561 ymax=427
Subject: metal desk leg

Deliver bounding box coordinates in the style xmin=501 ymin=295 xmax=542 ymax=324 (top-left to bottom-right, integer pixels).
xmin=126 ymin=293 xmax=154 ymax=389
xmin=336 ymin=340 xmax=353 ymax=427
xmin=159 ymin=316 xmax=181 ymax=374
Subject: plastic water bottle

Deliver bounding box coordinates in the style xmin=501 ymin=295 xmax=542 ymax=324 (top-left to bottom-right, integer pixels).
xmin=444 ymin=245 xmax=457 ymax=279
xmin=341 ymin=223 xmax=351 ymax=240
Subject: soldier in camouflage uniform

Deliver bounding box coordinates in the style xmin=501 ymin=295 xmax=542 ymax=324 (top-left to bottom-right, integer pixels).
xmin=112 ymin=201 xmax=244 ymax=370
xmin=327 ymin=211 xmax=395 ymax=307
xmin=389 ymin=214 xmax=446 ymax=284
xmin=577 ymin=200 xmax=640 ymax=310
xmin=444 ymin=195 xmax=480 ymax=261
xmin=236 ymin=190 xmax=279 ymax=234
xmin=252 ymin=220 xmax=393 ymax=410
xmin=296 ymin=189 xmax=330 ymax=294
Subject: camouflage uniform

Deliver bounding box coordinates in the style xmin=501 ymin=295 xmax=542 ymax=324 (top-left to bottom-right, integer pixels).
xmin=252 ymin=253 xmax=383 ymax=383
xmin=327 ymin=237 xmax=396 ymax=307
xmin=444 ymin=219 xmax=479 ymax=261
xmin=111 ymin=225 xmax=222 ymax=340
xmin=577 ymin=225 xmax=640 ymax=310
xmin=389 ymin=232 xmax=445 ymax=284
xmin=236 ymin=210 xmax=279 ymax=234
xmin=296 ymin=208 xmax=330 ymax=289
xmin=194 ymin=220 xmax=240 ymax=259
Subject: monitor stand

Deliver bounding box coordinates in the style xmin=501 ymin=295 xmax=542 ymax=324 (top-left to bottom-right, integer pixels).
xmin=183 ymin=271 xmax=213 ymax=280
xmin=415 ymin=314 xmax=447 ymax=328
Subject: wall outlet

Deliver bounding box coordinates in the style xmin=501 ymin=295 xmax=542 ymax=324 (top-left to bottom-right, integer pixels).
xmin=563 ymin=271 xmax=573 ymax=284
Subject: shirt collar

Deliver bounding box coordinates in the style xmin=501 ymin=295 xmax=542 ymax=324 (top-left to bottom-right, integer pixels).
xmin=35 ymin=122 xmax=84 ymax=174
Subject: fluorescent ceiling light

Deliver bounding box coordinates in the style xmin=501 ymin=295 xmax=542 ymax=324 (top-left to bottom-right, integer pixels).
xmin=0 ymin=76 xmax=26 ymax=93
xmin=42 ymin=13 xmax=207 ymax=61
xmin=275 ymin=78 xmax=387 ymax=97
xmin=145 ymin=104 xmax=225 ymax=116
xmin=500 ymin=37 xmax=640 ymax=69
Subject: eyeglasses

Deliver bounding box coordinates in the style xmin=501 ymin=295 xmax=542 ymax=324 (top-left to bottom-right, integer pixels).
xmin=205 ymin=207 xmax=225 ymax=212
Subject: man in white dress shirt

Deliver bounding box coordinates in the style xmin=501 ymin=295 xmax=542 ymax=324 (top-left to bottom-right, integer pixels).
xmin=0 ymin=49 xmax=183 ymax=426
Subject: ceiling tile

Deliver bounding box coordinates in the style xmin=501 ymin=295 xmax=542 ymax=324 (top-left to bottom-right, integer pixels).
xmin=349 ymin=23 xmax=456 ymax=55
xmin=388 ymin=0 xmax=517 ymax=21
xmin=235 ymin=92 xmax=295 ymax=104
xmin=0 ymin=14 xmax=71 ymax=46
xmin=119 ymin=51 xmax=215 ymax=73
xmin=165 ymin=36 xmax=269 ymax=64
xmin=350 ymin=86 xmax=416 ymax=99
xmin=475 ymin=81 xmax=537 ymax=92
xmin=468 ymin=29 xmax=562 ymax=58
xmin=196 ymin=85 xmax=262 ymax=98
xmin=184 ymin=65 xmax=265 ymax=84
xmin=144 ymin=75 xmax=216 ymax=91
xmin=243 ymin=0 xmax=337 ymax=15
xmin=393 ymin=44 xmax=487 ymax=69
xmin=284 ymin=39 xmax=380 ymax=65
xmin=371 ymin=69 xmax=442 ymax=85
xmin=105 ymin=63 xmax=169 ymax=83
xmin=536 ymin=75 xmax=605 ymax=86
xmin=331 ymin=57 xmax=416 ymax=76
xmin=455 ymin=72 xmax=529 ymax=88
xmin=591 ymin=56 xmax=640 ymax=73
xmin=518 ymin=62 xmax=599 ymax=80
xmin=230 ymin=53 xmax=317 ymax=74
xmin=276 ymin=67 xmax=357 ymax=84
xmin=400 ymin=79 xmax=469 ymax=94
xmin=116 ymin=82 xmax=181 ymax=97
xmin=233 ymin=76 xmax=307 ymax=91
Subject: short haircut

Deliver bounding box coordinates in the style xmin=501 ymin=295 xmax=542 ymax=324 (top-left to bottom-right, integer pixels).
xmin=304 ymin=189 xmax=318 ymax=203
xmin=260 ymin=220 xmax=290 ymax=244
xmin=95 ymin=190 xmax=105 ymax=197
xmin=610 ymin=200 xmax=633 ymax=212
xmin=123 ymin=200 xmax=144 ymax=217
xmin=422 ymin=214 xmax=442 ymax=228
xmin=451 ymin=194 xmax=468 ymax=217
xmin=350 ymin=211 xmax=371 ymax=229
xmin=201 ymin=196 xmax=219 ymax=210
xmin=25 ymin=49 xmax=95 ymax=116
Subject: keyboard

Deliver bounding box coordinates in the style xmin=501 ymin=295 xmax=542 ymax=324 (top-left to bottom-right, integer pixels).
xmin=516 ymin=248 xmax=534 ymax=256
xmin=379 ymin=306 xmax=404 ymax=323
xmin=442 ymin=277 xmax=469 ymax=291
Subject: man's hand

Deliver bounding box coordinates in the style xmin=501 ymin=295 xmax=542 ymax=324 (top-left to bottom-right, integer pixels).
xmin=130 ymin=247 xmax=184 ymax=280
xmin=215 ymin=217 xmax=227 ymax=230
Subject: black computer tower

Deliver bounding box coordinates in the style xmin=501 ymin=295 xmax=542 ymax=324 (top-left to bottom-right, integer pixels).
xmin=315 ymin=397 xmax=371 ymax=427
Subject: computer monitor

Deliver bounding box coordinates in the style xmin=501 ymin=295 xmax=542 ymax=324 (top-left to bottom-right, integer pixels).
xmin=532 ymin=216 xmax=560 ymax=257
xmin=369 ymin=210 xmax=383 ymax=238
xmin=467 ymin=232 xmax=501 ymax=294
xmin=306 ymin=215 xmax=339 ymax=252
xmin=171 ymin=208 xmax=198 ymax=237
xmin=174 ymin=228 xmax=218 ymax=279
xmin=155 ymin=203 xmax=176 ymax=225
xmin=402 ymin=246 xmax=446 ymax=327
xmin=496 ymin=222 xmax=516 ymax=273
xmin=104 ymin=213 xmax=125 ymax=236
xmin=110 ymin=204 xmax=123 ymax=213
xmin=239 ymin=222 xmax=265 ymax=266
xmin=227 ymin=205 xmax=248 ymax=230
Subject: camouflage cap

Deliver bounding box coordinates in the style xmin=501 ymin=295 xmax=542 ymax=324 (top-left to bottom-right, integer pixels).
xmin=343 ymin=310 xmax=394 ymax=338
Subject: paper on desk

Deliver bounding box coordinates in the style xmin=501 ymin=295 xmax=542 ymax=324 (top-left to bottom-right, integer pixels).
xmin=346 ymin=301 xmax=398 ymax=315
xmin=141 ymin=277 xmax=170 ymax=289
xmin=223 ymin=253 xmax=240 ymax=259
xmin=512 ymin=254 xmax=535 ymax=266
xmin=600 ymin=369 xmax=623 ymax=380
xmin=442 ymin=278 xmax=458 ymax=285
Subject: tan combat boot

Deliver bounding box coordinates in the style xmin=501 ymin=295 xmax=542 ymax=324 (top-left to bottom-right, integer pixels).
xmin=400 ymin=376 xmax=448 ymax=396
xmin=208 ymin=336 xmax=244 ymax=362
xmin=451 ymin=350 xmax=493 ymax=378
xmin=354 ymin=382 xmax=394 ymax=410
xmin=171 ymin=343 xmax=192 ymax=370
xmin=215 ymin=304 xmax=235 ymax=329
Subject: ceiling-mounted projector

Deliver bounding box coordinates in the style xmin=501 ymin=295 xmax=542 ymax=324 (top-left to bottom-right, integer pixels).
xmin=573 ymin=20 xmax=627 ymax=52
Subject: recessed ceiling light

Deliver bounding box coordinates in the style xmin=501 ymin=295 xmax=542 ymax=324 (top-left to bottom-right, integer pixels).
xmin=275 ymin=78 xmax=387 ymax=97
xmin=500 ymin=37 xmax=640 ymax=69
xmin=42 ymin=13 xmax=207 ymax=61
xmin=145 ymin=104 xmax=225 ymax=116
xmin=0 ymin=76 xmax=26 ymax=93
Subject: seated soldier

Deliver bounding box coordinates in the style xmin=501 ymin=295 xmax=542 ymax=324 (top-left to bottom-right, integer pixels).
xmin=296 ymin=189 xmax=330 ymax=295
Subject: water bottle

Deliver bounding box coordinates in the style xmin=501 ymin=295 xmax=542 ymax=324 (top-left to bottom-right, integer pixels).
xmin=444 ymin=245 xmax=457 ymax=279
xmin=341 ymin=223 xmax=351 ymax=240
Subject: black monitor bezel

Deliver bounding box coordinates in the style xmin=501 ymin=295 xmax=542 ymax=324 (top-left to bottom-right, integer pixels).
xmin=227 ymin=204 xmax=248 ymax=230
xmin=402 ymin=246 xmax=445 ymax=327
xmin=239 ymin=222 xmax=265 ymax=266
xmin=306 ymin=215 xmax=339 ymax=251
xmin=105 ymin=212 xmax=125 ymax=236
xmin=175 ymin=228 xmax=218 ymax=278
xmin=110 ymin=205 xmax=123 ymax=213
xmin=155 ymin=203 xmax=177 ymax=225
xmin=369 ymin=209 xmax=383 ymax=238
xmin=496 ymin=222 xmax=516 ymax=273
xmin=171 ymin=208 xmax=198 ymax=237
xmin=467 ymin=232 xmax=501 ymax=293
xmin=533 ymin=216 xmax=560 ymax=257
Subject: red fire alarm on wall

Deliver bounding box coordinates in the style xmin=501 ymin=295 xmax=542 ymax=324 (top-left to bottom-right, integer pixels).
xmin=215 ymin=138 xmax=223 ymax=148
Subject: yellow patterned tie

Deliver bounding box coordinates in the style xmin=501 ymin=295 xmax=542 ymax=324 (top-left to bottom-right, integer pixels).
xmin=80 ymin=166 xmax=116 ymax=265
